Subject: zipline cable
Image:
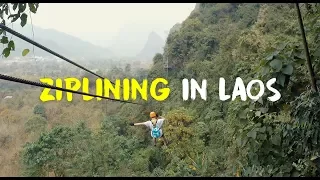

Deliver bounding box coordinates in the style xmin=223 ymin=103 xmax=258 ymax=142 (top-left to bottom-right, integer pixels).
xmin=0 ymin=73 xmax=142 ymax=105
xmin=295 ymin=3 xmax=318 ymax=92
xmin=0 ymin=24 xmax=122 ymax=88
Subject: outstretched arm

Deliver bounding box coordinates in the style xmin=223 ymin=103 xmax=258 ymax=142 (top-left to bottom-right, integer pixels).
xmin=130 ymin=122 xmax=146 ymax=126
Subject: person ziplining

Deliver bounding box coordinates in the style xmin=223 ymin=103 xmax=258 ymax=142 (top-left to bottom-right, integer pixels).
xmin=130 ymin=112 xmax=168 ymax=147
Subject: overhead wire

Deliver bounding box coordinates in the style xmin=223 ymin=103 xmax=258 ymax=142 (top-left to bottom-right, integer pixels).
xmin=0 ymin=73 xmax=142 ymax=105
xmin=295 ymin=3 xmax=318 ymax=92
xmin=0 ymin=24 xmax=122 ymax=89
xmin=0 ymin=14 xmax=141 ymax=106
xmin=28 ymin=9 xmax=36 ymax=61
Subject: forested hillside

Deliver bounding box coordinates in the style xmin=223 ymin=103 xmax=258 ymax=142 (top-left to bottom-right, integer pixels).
xmin=1 ymin=3 xmax=320 ymax=177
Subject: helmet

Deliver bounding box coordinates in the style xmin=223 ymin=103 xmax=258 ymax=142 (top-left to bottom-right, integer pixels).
xmin=150 ymin=112 xmax=157 ymax=118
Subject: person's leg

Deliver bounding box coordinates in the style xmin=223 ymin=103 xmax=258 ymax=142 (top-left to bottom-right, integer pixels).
xmin=162 ymin=133 xmax=168 ymax=146
xmin=153 ymin=138 xmax=157 ymax=146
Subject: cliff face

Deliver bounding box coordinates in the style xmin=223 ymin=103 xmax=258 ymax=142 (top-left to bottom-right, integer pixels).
xmin=136 ymin=31 xmax=165 ymax=61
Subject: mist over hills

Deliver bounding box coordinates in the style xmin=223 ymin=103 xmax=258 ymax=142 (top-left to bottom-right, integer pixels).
xmin=4 ymin=23 xmax=169 ymax=63
xmin=106 ymin=22 xmax=168 ymax=58
xmin=136 ymin=31 xmax=165 ymax=61
xmin=5 ymin=24 xmax=114 ymax=60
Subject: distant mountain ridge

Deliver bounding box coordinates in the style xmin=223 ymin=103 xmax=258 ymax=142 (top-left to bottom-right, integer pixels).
xmin=136 ymin=31 xmax=165 ymax=61
xmin=5 ymin=24 xmax=114 ymax=60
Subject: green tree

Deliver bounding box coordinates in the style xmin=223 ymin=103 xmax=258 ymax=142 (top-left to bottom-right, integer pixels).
xmin=25 ymin=115 xmax=47 ymax=134
xmin=125 ymin=63 xmax=131 ymax=73
xmin=0 ymin=3 xmax=40 ymax=58
xmin=19 ymin=3 xmax=320 ymax=177
xmin=33 ymin=104 xmax=46 ymax=118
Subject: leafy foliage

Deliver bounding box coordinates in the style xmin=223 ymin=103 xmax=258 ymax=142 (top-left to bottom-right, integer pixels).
xmin=33 ymin=104 xmax=46 ymax=118
xmin=0 ymin=3 xmax=39 ymax=58
xmin=25 ymin=115 xmax=47 ymax=134
xmin=17 ymin=3 xmax=320 ymax=177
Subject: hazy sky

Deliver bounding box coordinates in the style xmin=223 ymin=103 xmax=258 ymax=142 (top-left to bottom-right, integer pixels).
xmin=30 ymin=3 xmax=196 ymax=52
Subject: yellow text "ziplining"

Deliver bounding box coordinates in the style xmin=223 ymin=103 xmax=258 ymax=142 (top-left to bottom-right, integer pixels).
xmin=39 ymin=77 xmax=170 ymax=102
